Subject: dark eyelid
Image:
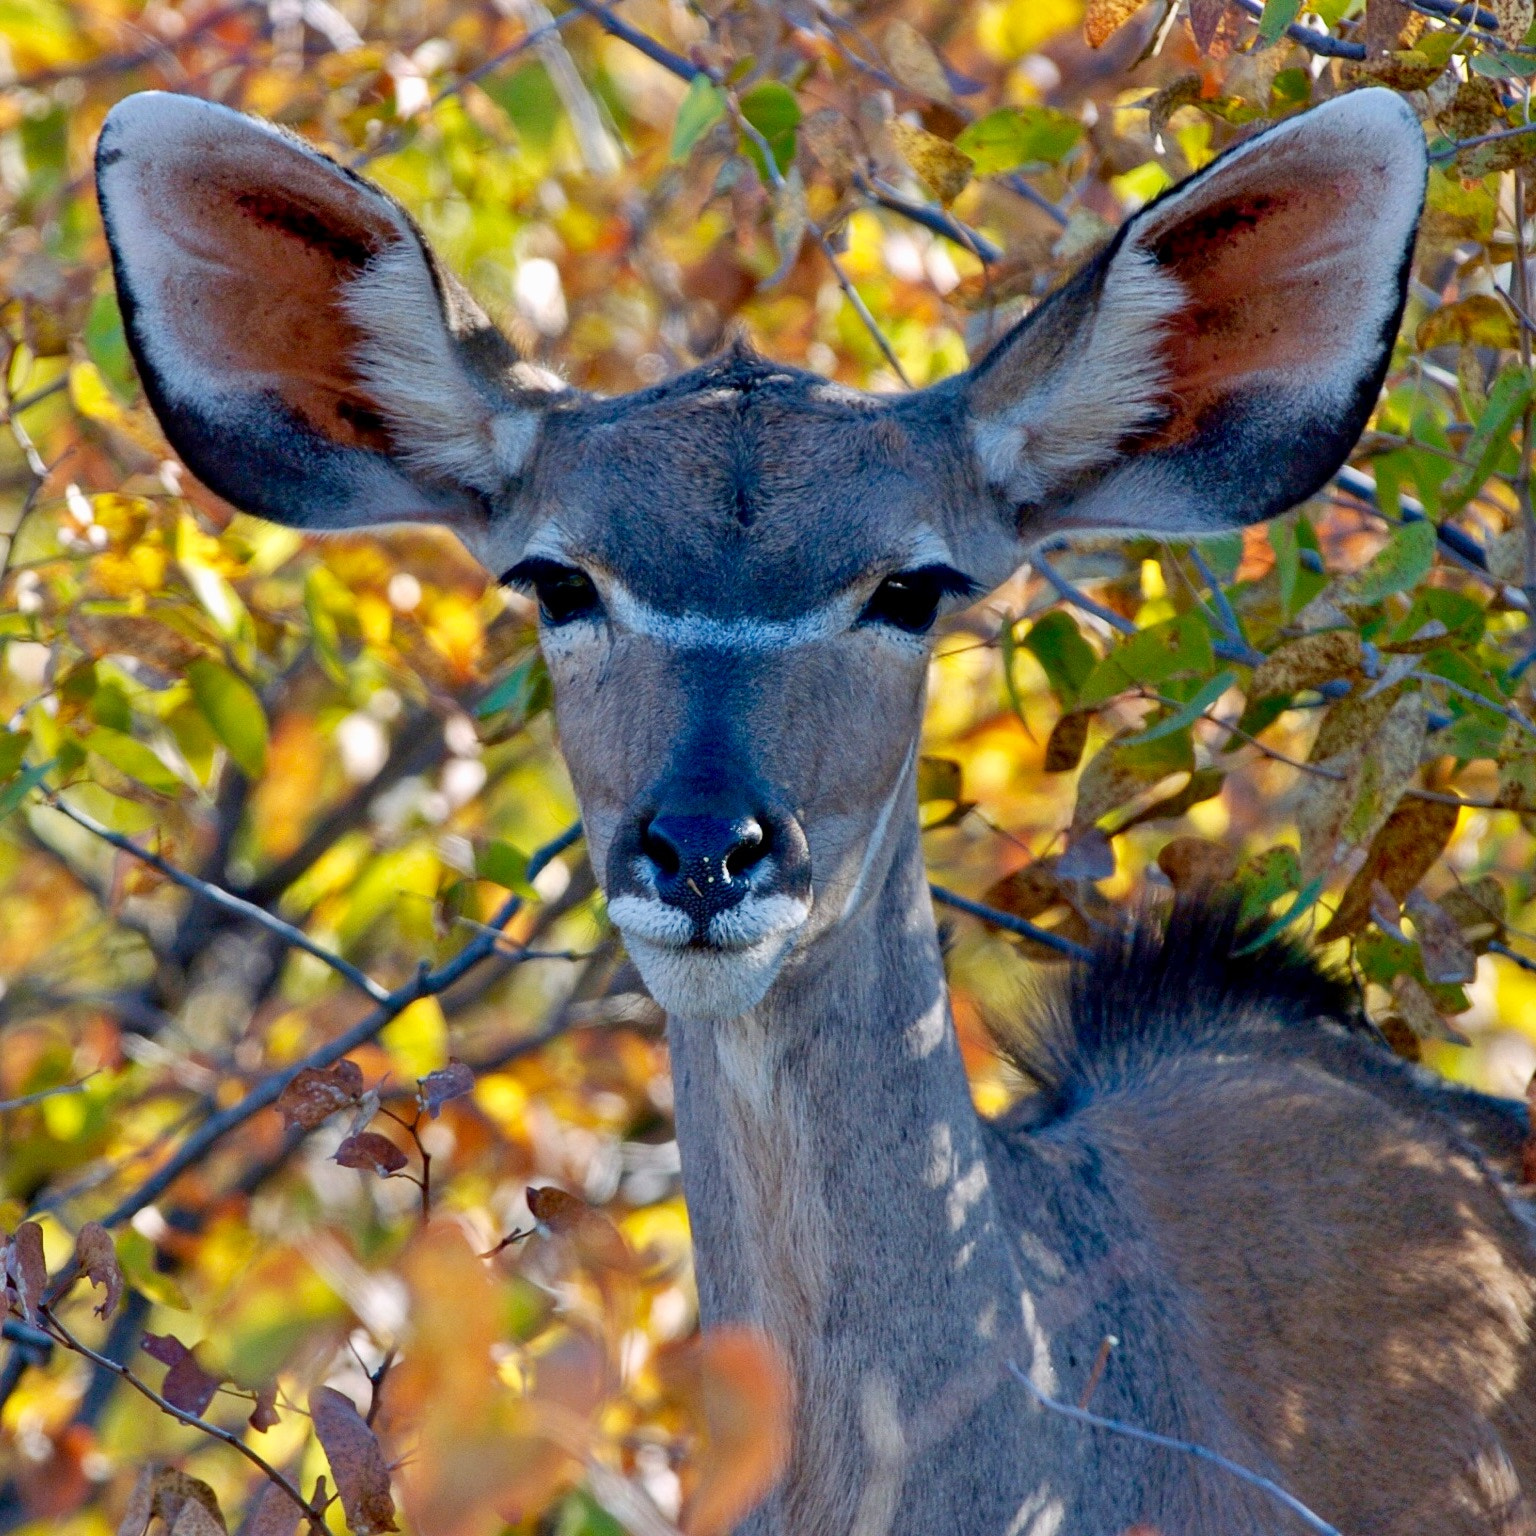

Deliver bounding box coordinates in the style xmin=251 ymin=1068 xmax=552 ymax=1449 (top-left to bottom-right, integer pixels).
xmin=883 ymin=564 xmax=982 ymax=600
xmin=500 ymin=556 xmax=578 ymax=590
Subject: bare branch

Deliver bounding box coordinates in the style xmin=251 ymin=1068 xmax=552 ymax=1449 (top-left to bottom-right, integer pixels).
xmin=41 ymin=1309 xmax=324 ymax=1535
xmin=929 ymin=884 xmax=1093 ymax=960
xmin=48 ymin=795 xmax=394 ymax=1003
xmin=1227 ymin=0 xmax=1366 ymax=58
xmin=90 ymin=825 xmax=583 ymax=1232
xmin=1005 ymin=1360 xmax=1343 ymax=1536
xmin=0 ymin=1075 xmax=97 ymax=1113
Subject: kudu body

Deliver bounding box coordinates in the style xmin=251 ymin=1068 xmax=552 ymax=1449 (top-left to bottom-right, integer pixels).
xmin=98 ymin=88 xmax=1536 ymax=1533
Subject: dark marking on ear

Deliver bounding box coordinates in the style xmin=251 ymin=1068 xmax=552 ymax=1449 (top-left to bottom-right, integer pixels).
xmin=1150 ymin=193 xmax=1279 ymax=268
xmin=233 ymin=190 xmax=380 ymax=268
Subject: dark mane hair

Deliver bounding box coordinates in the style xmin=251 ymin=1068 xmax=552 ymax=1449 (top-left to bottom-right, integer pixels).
xmin=994 ymin=894 xmax=1368 ymax=1118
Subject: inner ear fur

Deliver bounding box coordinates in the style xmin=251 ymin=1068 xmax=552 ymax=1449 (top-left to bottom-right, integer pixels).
xmin=964 ymin=88 xmax=1426 ymax=539
xmin=96 ymin=92 xmax=551 ymax=532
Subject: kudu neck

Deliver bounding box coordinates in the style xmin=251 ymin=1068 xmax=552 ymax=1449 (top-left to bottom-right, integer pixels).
xmin=666 ymin=801 xmax=1025 ymax=1530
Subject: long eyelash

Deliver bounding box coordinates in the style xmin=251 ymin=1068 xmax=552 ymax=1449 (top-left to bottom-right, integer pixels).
xmin=916 ymin=564 xmax=983 ymax=600
xmin=500 ymin=556 xmax=572 ymax=591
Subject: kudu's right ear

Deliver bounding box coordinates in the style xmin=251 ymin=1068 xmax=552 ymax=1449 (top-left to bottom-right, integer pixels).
xmin=96 ymin=93 xmax=555 ymax=536
xmin=957 ymin=88 xmax=1426 ymax=545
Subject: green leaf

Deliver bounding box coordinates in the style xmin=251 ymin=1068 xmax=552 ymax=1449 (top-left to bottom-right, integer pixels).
xmin=954 ymin=106 xmax=1083 ymax=174
xmin=115 ymin=1227 xmax=190 ymax=1310
xmin=1021 ymin=611 xmax=1097 ymax=707
xmin=476 ymin=839 xmax=535 ymax=897
xmin=1237 ymin=845 xmax=1302 ymax=924
xmin=86 ymin=728 xmax=182 ymax=795
xmin=0 ymin=729 xmax=31 ymax=782
xmin=1444 ymin=366 xmax=1531 ymax=512
xmin=1120 ymin=670 xmax=1236 ymax=746
xmin=671 ymin=74 xmax=726 ymax=161
xmin=740 ymin=80 xmax=801 ymax=177
xmin=1347 ymin=520 xmax=1437 ymax=606
xmin=476 ymin=654 xmax=550 ymax=722
xmin=1258 ymin=0 xmax=1302 ymax=44
xmin=0 ymin=760 xmax=52 ymax=822
xmin=1234 ymin=875 xmax=1324 ymax=953
xmin=1391 ymin=587 xmax=1485 ymax=647
xmin=187 ymin=658 xmax=268 ymax=778
xmin=1077 ymin=611 xmax=1215 ymax=708
xmin=1196 ymin=531 xmax=1244 ymax=584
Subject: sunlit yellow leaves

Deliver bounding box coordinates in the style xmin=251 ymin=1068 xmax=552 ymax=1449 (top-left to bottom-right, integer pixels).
xmin=380 ymin=995 xmax=448 ymax=1081
xmin=1084 ymin=0 xmax=1148 ymax=47
xmin=884 ymin=21 xmax=954 ymax=103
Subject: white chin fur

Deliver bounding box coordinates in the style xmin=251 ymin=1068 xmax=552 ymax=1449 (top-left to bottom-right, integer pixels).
xmin=610 ymin=892 xmax=810 ymax=1020
xmin=623 ymin=930 xmax=800 ymax=1020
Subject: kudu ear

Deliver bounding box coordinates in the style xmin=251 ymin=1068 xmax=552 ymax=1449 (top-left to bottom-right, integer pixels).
xmin=95 ymin=92 xmax=554 ymax=535
xmin=962 ymin=88 xmax=1425 ymax=541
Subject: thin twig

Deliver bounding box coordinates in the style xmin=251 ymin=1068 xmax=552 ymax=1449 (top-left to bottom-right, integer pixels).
xmin=1432 ymin=121 xmax=1536 ymax=162
xmin=1490 ymin=938 xmax=1536 ymax=973
xmin=930 ymin=884 xmax=1093 ymax=961
xmin=48 ymin=796 xmax=393 ymax=1003
xmin=90 ymin=825 xmax=583 ymax=1231
xmin=0 ymin=1075 xmax=97 ymax=1113
xmin=1227 ymin=0 xmax=1365 ymax=57
xmin=42 ymin=1309 xmax=323 ymax=1535
xmin=1005 ymin=1361 xmax=1342 ymax=1536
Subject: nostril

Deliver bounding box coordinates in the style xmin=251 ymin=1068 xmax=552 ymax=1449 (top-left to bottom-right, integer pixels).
xmin=642 ymin=818 xmax=682 ymax=878
xmin=724 ymin=817 xmax=767 ymax=878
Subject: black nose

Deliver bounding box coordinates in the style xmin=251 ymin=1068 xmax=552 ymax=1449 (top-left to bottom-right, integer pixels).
xmin=640 ymin=813 xmax=769 ymax=922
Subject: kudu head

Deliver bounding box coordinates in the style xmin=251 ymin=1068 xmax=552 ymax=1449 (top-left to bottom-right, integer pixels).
xmin=97 ymin=89 xmax=1425 ymax=1019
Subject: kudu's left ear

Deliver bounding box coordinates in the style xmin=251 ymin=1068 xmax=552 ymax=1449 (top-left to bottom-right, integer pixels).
xmin=96 ymin=92 xmax=556 ymax=537
xmin=961 ymin=88 xmax=1426 ymax=541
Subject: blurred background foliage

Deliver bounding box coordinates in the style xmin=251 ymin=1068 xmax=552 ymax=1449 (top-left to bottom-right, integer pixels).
xmin=5 ymin=0 xmax=1536 ymax=1530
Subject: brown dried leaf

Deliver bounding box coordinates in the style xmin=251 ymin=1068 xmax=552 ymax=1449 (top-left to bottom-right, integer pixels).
xmin=660 ymin=1327 xmax=792 ymax=1536
xmin=171 ymin=1499 xmax=227 ymax=1536
xmin=117 ymin=1465 xmax=156 ymax=1536
xmin=76 ymin=1221 xmax=123 ymax=1319
xmin=527 ymin=1185 xmax=635 ymax=1271
xmin=982 ymin=860 xmax=1063 ymax=922
xmin=1044 ymin=712 xmax=1090 ymax=773
xmin=1391 ymin=972 xmax=1466 ymax=1043
xmin=249 ymin=1381 xmax=281 ymax=1434
xmin=1249 ymin=629 xmax=1362 ymax=700
xmin=310 ymin=1386 xmax=398 ymax=1535
xmin=69 ymin=613 xmax=205 ymax=672
xmin=6 ymin=1221 xmax=47 ymax=1323
xmin=1187 ymin=0 xmax=1230 ymax=53
xmin=1319 ymin=797 xmax=1460 ymax=941
xmin=1416 ymin=293 xmax=1520 ymax=352
xmin=1156 ymin=837 xmax=1236 ymax=891
xmin=275 ymin=1060 xmax=364 ymax=1132
xmin=151 ymin=1470 xmax=226 ymax=1534
xmin=801 ymin=108 xmax=861 ymax=182
xmin=1341 ymin=692 xmax=1428 ymax=852
xmin=1296 ymin=750 xmax=1362 ymax=883
xmin=1369 ymin=881 xmax=1408 ymax=941
xmin=1073 ymin=731 xmax=1192 ymax=833
xmin=1439 ymin=77 xmax=1502 ymax=142
xmin=418 ymin=1061 xmax=474 ymax=1118
xmin=334 ymin=1132 xmax=409 ymax=1177
xmin=1116 ymin=767 xmax=1225 ymax=834
xmin=142 ymin=1334 xmax=225 ymax=1416
xmin=885 ymin=119 xmax=972 ymax=204
xmin=1404 ymin=890 xmax=1478 ymax=985
xmin=1084 ymin=0 xmax=1148 ymax=47
xmin=238 ymin=1482 xmax=304 ymax=1536
xmin=1439 ymin=877 xmax=1504 ymax=949
xmin=884 ymin=21 xmax=953 ymax=103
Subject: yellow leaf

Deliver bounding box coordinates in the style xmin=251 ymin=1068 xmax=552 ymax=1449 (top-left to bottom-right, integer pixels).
xmin=884 ymin=20 xmax=954 ymax=102
xmin=381 ymin=995 xmax=448 ymax=1081
xmin=68 ymin=360 xmax=123 ymax=426
xmin=1084 ymin=0 xmax=1148 ymax=47
xmin=1416 ymin=294 xmax=1520 ymax=352
xmin=886 ymin=120 xmax=973 ymax=204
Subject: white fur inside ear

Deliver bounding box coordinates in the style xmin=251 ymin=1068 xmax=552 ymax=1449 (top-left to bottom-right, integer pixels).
xmin=969 ymin=242 xmax=1186 ymax=505
xmin=342 ymin=245 xmax=545 ymax=493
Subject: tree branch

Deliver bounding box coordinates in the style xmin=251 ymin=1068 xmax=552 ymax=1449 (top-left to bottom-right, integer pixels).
xmin=930 ymin=884 xmax=1093 ymax=960
xmin=1005 ymin=1360 xmax=1342 ymax=1536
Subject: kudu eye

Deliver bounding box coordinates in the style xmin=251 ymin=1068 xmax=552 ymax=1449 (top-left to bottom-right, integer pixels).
xmin=502 ymin=558 xmax=602 ymax=627
xmin=858 ymin=565 xmax=978 ymax=636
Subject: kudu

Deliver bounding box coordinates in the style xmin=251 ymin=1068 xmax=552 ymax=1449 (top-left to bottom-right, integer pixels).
xmin=97 ymin=87 xmax=1536 ymax=1534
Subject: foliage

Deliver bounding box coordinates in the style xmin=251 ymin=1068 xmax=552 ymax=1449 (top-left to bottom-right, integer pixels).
xmin=4 ymin=0 xmax=1536 ymax=1531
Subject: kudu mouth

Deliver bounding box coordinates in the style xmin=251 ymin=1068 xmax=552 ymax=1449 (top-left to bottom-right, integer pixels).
xmin=604 ymin=784 xmax=812 ymax=1018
